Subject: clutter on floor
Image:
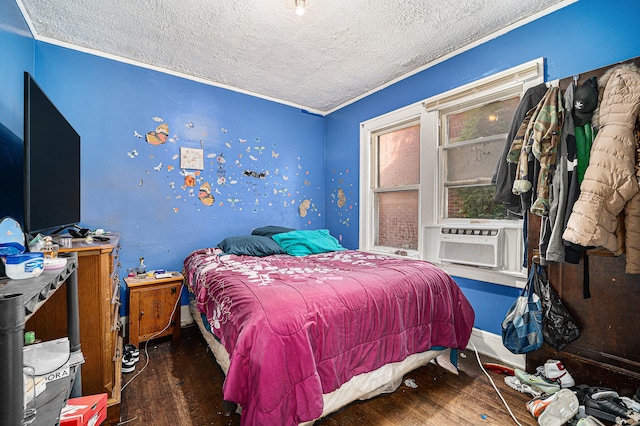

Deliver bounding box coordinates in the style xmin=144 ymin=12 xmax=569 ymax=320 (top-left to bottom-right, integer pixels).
xmin=503 ymin=359 xmax=640 ymax=426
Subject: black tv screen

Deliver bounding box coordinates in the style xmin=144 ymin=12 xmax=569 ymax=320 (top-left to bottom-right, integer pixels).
xmin=23 ymin=72 xmax=81 ymax=235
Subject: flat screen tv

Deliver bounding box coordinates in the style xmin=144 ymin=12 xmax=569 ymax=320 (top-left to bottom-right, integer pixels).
xmin=23 ymin=72 xmax=81 ymax=235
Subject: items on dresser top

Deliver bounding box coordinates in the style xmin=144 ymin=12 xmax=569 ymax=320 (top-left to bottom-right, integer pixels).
xmin=0 ymin=217 xmax=44 ymax=280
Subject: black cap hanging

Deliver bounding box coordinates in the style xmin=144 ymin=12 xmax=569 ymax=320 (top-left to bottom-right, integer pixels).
xmin=573 ymin=77 xmax=599 ymax=126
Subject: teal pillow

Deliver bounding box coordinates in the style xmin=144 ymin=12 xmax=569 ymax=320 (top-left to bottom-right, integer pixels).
xmin=271 ymin=229 xmax=345 ymax=256
xmin=217 ymin=235 xmax=284 ymax=256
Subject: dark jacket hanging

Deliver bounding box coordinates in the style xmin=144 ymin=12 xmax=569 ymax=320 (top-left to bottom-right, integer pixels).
xmin=493 ymin=83 xmax=548 ymax=216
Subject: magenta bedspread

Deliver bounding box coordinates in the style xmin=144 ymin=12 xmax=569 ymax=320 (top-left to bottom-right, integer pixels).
xmin=184 ymin=249 xmax=475 ymax=426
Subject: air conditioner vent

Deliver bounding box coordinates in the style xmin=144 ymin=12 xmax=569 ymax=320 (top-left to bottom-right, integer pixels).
xmin=438 ymin=227 xmax=501 ymax=268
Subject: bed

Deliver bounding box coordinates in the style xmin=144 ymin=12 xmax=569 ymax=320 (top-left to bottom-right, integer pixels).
xmin=183 ymin=230 xmax=475 ymax=426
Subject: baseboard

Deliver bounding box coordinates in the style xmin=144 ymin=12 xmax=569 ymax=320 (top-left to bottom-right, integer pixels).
xmin=466 ymin=328 xmax=525 ymax=370
xmin=180 ymin=304 xmax=194 ymax=327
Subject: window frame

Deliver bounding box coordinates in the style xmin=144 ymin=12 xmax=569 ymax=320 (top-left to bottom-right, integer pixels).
xmin=360 ymin=103 xmax=425 ymax=259
xmin=359 ymin=58 xmax=544 ymax=286
xmin=371 ymin=119 xmax=421 ymax=252
xmin=438 ymin=89 xmax=523 ymax=220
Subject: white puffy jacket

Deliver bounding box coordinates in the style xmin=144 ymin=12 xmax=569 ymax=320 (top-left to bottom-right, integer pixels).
xmin=563 ymin=64 xmax=640 ymax=269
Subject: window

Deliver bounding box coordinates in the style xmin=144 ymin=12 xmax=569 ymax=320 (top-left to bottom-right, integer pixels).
xmin=360 ymin=104 xmax=424 ymax=258
xmin=440 ymin=95 xmax=521 ymax=220
xmin=373 ymin=122 xmax=420 ymax=251
xmin=360 ymin=59 xmax=544 ymax=284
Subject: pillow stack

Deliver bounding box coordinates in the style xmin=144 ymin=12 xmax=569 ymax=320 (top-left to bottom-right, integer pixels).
xmin=216 ymin=226 xmax=345 ymax=257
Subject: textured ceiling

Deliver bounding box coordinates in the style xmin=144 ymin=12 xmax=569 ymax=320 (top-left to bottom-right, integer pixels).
xmin=18 ymin=0 xmax=570 ymax=114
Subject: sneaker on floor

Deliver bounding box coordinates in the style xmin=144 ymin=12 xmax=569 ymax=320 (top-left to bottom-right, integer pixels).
xmin=538 ymin=388 xmax=580 ymax=426
xmin=515 ymin=368 xmax=561 ymax=396
xmin=543 ymin=359 xmax=576 ymax=388
xmin=621 ymin=396 xmax=640 ymax=413
xmin=584 ymin=392 xmax=631 ymax=423
xmin=589 ymin=387 xmax=619 ymax=400
xmin=505 ymin=375 xmax=542 ymax=397
xmin=526 ymin=392 xmax=559 ymax=418
xmin=124 ymin=343 xmax=140 ymax=363
xmin=574 ymin=384 xmax=596 ymax=406
xmin=576 ymin=415 xmax=605 ymax=426
xmin=122 ymin=352 xmax=136 ymax=373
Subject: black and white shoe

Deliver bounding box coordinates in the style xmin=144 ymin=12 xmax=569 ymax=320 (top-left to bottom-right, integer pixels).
xmin=122 ymin=352 xmax=136 ymax=373
xmin=584 ymin=390 xmax=636 ymax=424
xmin=124 ymin=343 xmax=140 ymax=363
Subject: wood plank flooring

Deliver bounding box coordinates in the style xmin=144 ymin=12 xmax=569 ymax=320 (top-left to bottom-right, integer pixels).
xmin=119 ymin=325 xmax=540 ymax=426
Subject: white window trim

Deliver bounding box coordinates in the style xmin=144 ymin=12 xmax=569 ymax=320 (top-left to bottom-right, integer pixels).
xmin=359 ymin=103 xmax=425 ymax=259
xmin=359 ymin=58 xmax=544 ymax=286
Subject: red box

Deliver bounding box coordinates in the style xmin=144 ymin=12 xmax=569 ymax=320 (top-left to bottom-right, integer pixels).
xmin=60 ymin=393 xmax=107 ymax=426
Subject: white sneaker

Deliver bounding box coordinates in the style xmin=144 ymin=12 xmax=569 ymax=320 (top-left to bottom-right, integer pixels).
xmin=515 ymin=368 xmax=561 ymax=396
xmin=544 ymin=359 xmax=575 ymax=388
xmin=504 ymin=375 xmax=542 ymax=397
xmin=621 ymin=396 xmax=640 ymax=413
xmin=538 ymin=389 xmax=580 ymax=426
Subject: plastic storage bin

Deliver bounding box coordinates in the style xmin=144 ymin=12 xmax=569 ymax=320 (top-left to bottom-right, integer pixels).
xmin=3 ymin=252 xmax=44 ymax=279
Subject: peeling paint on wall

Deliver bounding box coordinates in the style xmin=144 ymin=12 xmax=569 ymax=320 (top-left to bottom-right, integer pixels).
xmin=330 ymin=168 xmax=355 ymax=233
xmin=127 ymin=116 xmax=322 ymax=226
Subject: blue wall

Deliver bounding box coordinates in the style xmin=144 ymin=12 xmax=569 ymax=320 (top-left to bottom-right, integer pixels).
xmin=324 ymin=0 xmax=640 ymax=333
xmin=2 ymin=0 xmax=640 ymax=333
xmin=32 ymin=45 xmax=326 ymax=312
xmin=0 ymin=0 xmax=34 ymax=137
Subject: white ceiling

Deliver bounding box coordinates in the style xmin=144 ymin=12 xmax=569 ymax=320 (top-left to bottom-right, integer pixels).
xmin=18 ymin=0 xmax=571 ymax=114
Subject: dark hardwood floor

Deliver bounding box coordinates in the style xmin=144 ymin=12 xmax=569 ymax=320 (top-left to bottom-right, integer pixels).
xmin=119 ymin=325 xmax=540 ymax=426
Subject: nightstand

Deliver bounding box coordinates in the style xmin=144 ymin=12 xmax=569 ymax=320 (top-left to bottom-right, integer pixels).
xmin=124 ymin=272 xmax=183 ymax=347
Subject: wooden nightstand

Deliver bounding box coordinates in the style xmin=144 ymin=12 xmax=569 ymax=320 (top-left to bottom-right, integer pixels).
xmin=125 ymin=272 xmax=183 ymax=347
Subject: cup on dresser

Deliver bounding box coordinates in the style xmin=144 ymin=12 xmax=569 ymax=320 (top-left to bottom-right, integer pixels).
xmin=59 ymin=236 xmax=72 ymax=248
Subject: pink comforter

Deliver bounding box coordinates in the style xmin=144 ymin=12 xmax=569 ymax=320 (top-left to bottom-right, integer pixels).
xmin=184 ymin=249 xmax=474 ymax=425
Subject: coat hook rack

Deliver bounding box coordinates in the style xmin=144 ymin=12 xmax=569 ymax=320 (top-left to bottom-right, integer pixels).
xmin=531 ymin=248 xmax=541 ymax=265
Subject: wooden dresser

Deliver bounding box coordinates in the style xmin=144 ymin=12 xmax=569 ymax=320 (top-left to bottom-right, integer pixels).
xmin=26 ymin=234 xmax=123 ymax=425
xmin=125 ymin=272 xmax=183 ymax=347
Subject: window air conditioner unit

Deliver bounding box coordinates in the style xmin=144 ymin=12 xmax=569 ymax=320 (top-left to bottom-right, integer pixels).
xmin=438 ymin=227 xmax=502 ymax=268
